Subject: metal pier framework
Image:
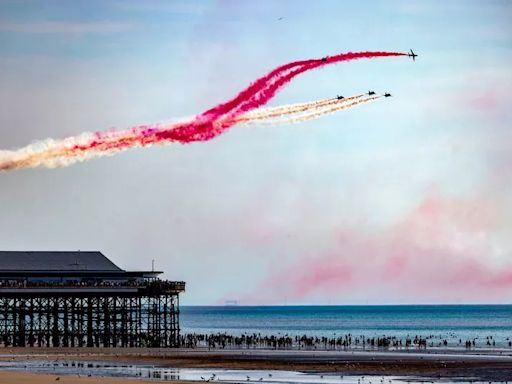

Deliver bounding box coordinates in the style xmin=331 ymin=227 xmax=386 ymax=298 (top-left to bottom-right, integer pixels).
xmin=0 ymin=251 xmax=185 ymax=348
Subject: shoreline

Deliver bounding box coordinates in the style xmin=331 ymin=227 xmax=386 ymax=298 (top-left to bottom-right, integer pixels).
xmin=1 ymin=348 xmax=512 ymax=381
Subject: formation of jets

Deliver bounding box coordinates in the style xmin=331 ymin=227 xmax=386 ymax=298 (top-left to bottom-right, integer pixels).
xmin=334 ymin=92 xmax=391 ymax=99
xmin=331 ymin=49 xmax=415 ymax=101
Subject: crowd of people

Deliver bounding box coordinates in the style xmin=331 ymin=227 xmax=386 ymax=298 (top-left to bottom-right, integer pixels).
xmin=0 ymin=279 xmax=143 ymax=288
xmin=0 ymin=279 xmax=184 ymax=290
xmin=180 ymin=332 xmax=512 ymax=350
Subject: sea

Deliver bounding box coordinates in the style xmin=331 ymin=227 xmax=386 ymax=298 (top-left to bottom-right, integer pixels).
xmin=181 ymin=304 xmax=512 ymax=348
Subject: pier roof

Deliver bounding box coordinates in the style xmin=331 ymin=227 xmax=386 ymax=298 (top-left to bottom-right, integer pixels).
xmin=0 ymin=251 xmax=122 ymax=272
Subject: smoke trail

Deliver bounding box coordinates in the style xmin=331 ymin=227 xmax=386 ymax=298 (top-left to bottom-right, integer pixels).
xmin=264 ymin=96 xmax=381 ymax=125
xmin=201 ymin=51 xmax=405 ymax=120
xmin=238 ymin=95 xmax=363 ymax=122
xmin=0 ymin=95 xmax=380 ymax=171
xmin=236 ymin=96 xmax=379 ymax=126
xmin=0 ymin=51 xmax=407 ymax=171
xmin=164 ymin=52 xmax=405 ymax=143
xmin=109 ymin=52 xmax=405 ymax=145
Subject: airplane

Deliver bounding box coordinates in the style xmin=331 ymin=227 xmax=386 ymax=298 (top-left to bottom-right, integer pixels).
xmin=408 ymin=49 xmax=418 ymax=61
xmin=367 ymin=91 xmax=376 ymax=96
xmin=336 ymin=95 xmax=344 ymax=100
xmin=384 ymin=92 xmax=392 ymax=97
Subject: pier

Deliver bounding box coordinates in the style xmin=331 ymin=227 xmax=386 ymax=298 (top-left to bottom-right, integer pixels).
xmin=0 ymin=251 xmax=185 ymax=348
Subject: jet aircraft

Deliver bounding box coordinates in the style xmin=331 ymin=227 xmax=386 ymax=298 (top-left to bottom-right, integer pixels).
xmin=408 ymin=49 xmax=418 ymax=61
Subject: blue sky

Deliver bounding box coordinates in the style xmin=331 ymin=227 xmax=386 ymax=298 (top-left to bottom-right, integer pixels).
xmin=0 ymin=1 xmax=511 ymax=304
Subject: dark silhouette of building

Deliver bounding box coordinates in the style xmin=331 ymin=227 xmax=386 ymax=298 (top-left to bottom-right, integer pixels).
xmin=0 ymin=251 xmax=185 ymax=348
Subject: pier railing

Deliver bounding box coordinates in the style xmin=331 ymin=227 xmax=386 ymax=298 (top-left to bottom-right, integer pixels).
xmin=0 ymin=279 xmax=185 ymax=294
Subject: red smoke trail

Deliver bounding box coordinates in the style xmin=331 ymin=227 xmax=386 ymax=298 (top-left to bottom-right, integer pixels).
xmin=73 ymin=51 xmax=406 ymax=150
xmin=203 ymin=51 xmax=405 ymax=120
xmin=2 ymin=51 xmax=407 ymax=171
xmin=149 ymin=51 xmax=406 ymax=144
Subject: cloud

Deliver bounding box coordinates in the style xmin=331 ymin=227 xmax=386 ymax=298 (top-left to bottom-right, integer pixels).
xmin=0 ymin=20 xmax=133 ymax=34
xmin=244 ymin=193 xmax=511 ymax=304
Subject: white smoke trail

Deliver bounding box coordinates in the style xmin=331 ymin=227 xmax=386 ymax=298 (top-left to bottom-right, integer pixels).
xmin=238 ymin=95 xmax=362 ymax=121
xmin=0 ymin=95 xmax=380 ymax=172
xmin=237 ymin=96 xmax=380 ymax=126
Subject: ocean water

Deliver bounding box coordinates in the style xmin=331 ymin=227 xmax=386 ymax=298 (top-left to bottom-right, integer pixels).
xmin=181 ymin=305 xmax=512 ymax=348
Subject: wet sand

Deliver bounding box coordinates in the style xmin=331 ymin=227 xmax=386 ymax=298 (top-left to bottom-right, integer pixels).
xmin=0 ymin=370 xmax=201 ymax=384
xmin=1 ymin=347 xmax=512 ymax=381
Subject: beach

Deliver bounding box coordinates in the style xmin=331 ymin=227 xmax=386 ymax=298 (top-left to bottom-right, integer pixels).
xmin=0 ymin=370 xmax=201 ymax=384
xmin=1 ymin=306 xmax=511 ymax=381
xmin=1 ymin=347 xmax=512 ymax=382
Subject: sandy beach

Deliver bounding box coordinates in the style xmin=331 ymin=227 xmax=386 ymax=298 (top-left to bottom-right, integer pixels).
xmin=1 ymin=347 xmax=512 ymax=381
xmin=0 ymin=370 xmax=203 ymax=384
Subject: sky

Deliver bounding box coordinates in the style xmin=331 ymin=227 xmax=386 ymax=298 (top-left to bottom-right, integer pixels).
xmin=0 ymin=0 xmax=511 ymax=305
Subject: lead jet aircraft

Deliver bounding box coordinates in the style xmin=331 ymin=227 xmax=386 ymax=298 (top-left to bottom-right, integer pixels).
xmin=408 ymin=49 xmax=418 ymax=61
